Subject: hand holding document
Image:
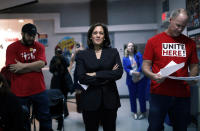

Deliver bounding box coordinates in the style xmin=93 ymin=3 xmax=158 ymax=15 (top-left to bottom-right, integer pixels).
xmin=157 ymin=60 xmax=200 ymax=81
xmin=158 ymin=61 xmax=185 ymax=77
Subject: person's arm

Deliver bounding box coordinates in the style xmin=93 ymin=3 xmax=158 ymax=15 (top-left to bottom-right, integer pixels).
xmin=6 ymin=42 xmax=46 ymax=74
xmin=142 ymin=59 xmax=165 ymax=83
xmin=136 ymin=52 xmax=143 ymax=72
xmin=186 ymin=63 xmax=199 ymax=86
xmin=76 ymin=51 xmax=108 ymax=86
xmin=131 ymin=52 xmax=143 ymax=78
xmin=186 ymin=41 xmax=199 ymax=85
xmin=189 ymin=64 xmax=199 ymax=77
xmin=123 ymin=57 xmax=132 ymax=74
xmin=68 ymin=53 xmax=75 ymax=72
xmin=95 ymin=49 xmax=123 ymax=81
xmin=188 ymin=42 xmax=199 ymax=77
xmin=9 ymin=59 xmax=45 ymax=73
xmin=68 ymin=48 xmax=81 ymax=72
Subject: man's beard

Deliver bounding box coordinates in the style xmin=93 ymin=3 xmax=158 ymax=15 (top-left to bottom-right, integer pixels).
xmin=22 ymin=36 xmax=34 ymax=46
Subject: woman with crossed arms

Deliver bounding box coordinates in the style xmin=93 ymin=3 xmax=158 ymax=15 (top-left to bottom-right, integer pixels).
xmin=75 ymin=23 xmax=123 ymax=131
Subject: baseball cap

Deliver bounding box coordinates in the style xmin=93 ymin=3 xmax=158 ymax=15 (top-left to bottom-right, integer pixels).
xmin=22 ymin=23 xmax=38 ymax=36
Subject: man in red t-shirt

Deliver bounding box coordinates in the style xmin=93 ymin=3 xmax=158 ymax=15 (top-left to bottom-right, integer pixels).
xmin=5 ymin=23 xmax=52 ymax=131
xmin=142 ymin=8 xmax=199 ymax=131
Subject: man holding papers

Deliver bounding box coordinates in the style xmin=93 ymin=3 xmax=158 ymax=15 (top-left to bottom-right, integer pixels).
xmin=142 ymin=8 xmax=199 ymax=131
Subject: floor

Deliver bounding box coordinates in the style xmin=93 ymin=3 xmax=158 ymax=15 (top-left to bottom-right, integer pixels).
xmin=50 ymin=98 xmax=197 ymax=131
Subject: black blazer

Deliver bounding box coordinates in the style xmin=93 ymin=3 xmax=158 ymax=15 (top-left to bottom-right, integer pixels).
xmin=76 ymin=48 xmax=123 ymax=111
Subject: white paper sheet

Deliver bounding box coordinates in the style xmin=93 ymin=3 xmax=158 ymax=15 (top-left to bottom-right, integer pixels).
xmin=168 ymin=76 xmax=200 ymax=81
xmin=158 ymin=61 xmax=185 ymax=77
xmin=78 ymin=81 xmax=88 ymax=90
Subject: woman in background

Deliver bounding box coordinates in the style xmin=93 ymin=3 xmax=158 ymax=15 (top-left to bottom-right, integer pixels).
xmin=123 ymin=42 xmax=147 ymax=120
xmin=68 ymin=42 xmax=85 ymax=113
xmin=50 ymin=46 xmax=71 ymax=98
xmin=68 ymin=42 xmax=84 ymax=73
xmin=75 ymin=23 xmax=123 ymax=131
xmin=49 ymin=46 xmax=72 ymax=131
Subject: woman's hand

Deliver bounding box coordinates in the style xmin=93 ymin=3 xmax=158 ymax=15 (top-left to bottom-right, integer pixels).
xmin=112 ymin=64 xmax=119 ymax=70
xmin=132 ymin=72 xmax=140 ymax=83
xmin=86 ymin=72 xmax=96 ymax=76
xmin=132 ymin=72 xmax=140 ymax=77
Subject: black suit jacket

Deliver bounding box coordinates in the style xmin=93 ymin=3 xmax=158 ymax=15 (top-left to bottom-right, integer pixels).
xmin=76 ymin=48 xmax=123 ymax=111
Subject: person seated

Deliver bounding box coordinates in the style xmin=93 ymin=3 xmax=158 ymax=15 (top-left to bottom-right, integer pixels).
xmin=0 ymin=73 xmax=26 ymax=131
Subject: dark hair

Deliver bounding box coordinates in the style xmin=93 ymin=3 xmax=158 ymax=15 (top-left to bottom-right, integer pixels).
xmin=87 ymin=23 xmax=111 ymax=49
xmin=0 ymin=73 xmax=10 ymax=95
xmin=55 ymin=45 xmax=62 ymax=55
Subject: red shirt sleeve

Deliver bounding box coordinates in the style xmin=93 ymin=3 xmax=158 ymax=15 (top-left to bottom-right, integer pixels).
xmin=143 ymin=39 xmax=154 ymax=61
xmin=6 ymin=43 xmax=17 ymax=66
xmin=189 ymin=41 xmax=199 ymax=64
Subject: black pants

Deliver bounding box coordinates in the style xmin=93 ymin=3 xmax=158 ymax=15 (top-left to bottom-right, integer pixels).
xmin=82 ymin=108 xmax=117 ymax=131
xmin=75 ymin=93 xmax=82 ymax=113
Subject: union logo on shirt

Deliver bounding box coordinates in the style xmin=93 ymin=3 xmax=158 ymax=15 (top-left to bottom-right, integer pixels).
xmin=162 ymin=43 xmax=186 ymax=57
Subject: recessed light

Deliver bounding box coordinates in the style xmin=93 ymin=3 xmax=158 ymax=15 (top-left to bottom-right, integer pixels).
xmin=18 ymin=19 xmax=24 ymax=23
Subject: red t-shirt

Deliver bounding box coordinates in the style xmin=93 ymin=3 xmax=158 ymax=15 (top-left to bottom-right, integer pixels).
xmin=6 ymin=40 xmax=47 ymax=97
xmin=143 ymin=32 xmax=198 ymax=97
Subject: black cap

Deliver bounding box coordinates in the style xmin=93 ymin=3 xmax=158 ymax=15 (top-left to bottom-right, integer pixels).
xmin=22 ymin=23 xmax=38 ymax=36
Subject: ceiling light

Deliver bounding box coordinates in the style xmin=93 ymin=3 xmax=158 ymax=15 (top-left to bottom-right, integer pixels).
xmin=18 ymin=19 xmax=24 ymax=23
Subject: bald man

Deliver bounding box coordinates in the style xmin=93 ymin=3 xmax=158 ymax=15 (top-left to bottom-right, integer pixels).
xmin=142 ymin=8 xmax=199 ymax=131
